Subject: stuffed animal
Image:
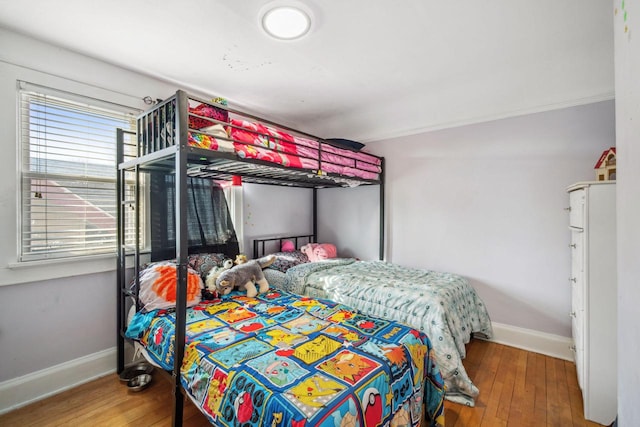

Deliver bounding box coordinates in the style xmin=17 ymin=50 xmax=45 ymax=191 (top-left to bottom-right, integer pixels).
xmin=204 ymin=258 xmax=233 ymax=294
xmin=234 ymin=254 xmax=248 ymax=265
xmin=215 ymin=255 xmax=276 ymax=298
xmin=281 ymin=240 xmax=295 ymax=252
xmin=301 ymin=243 xmax=337 ymax=262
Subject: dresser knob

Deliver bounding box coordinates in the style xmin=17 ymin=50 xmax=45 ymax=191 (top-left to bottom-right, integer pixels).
xmin=564 ymin=207 xmax=572 ymax=212
xmin=569 ymin=243 xmax=577 ymax=248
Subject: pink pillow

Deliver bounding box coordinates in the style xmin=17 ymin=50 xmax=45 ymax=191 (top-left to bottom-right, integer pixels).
xmin=315 ymin=243 xmax=337 ymax=260
xmin=301 ymin=243 xmax=337 ymax=262
xmin=281 ymin=240 xmax=295 ymax=252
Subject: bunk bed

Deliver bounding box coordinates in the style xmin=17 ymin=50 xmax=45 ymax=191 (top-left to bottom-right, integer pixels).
xmin=117 ymin=90 xmax=445 ymax=427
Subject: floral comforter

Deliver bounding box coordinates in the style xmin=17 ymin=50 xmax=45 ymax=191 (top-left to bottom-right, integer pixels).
xmin=282 ymin=259 xmax=493 ymax=406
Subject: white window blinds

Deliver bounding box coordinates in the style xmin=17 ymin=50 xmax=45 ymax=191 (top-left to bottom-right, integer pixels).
xmin=18 ymin=82 xmax=138 ymax=261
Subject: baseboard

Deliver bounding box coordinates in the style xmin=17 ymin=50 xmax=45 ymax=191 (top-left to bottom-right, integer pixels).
xmin=482 ymin=322 xmax=574 ymax=361
xmin=0 ymin=347 xmax=116 ymax=415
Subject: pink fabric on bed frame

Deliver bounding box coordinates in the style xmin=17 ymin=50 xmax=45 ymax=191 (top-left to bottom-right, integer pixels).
xmin=188 ymin=112 xmax=380 ymax=180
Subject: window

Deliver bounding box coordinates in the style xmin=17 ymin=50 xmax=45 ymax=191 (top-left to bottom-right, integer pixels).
xmin=222 ymin=180 xmax=244 ymax=253
xmin=18 ymin=82 xmax=139 ymax=261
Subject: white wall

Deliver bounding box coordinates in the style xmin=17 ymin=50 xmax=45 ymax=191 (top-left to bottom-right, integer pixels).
xmin=614 ymin=0 xmax=640 ymax=423
xmin=323 ymin=102 xmax=615 ymax=338
xmin=241 ymin=183 xmax=312 ymax=255
xmin=0 ymin=29 xmax=169 ymax=383
xmin=317 ymin=185 xmax=382 ymax=260
xmin=0 ymin=271 xmax=116 ymax=379
xmin=241 ymin=184 xmax=378 ymax=259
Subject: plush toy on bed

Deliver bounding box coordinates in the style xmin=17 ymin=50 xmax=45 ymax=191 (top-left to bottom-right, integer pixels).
xmin=203 ymin=258 xmax=233 ymax=298
xmin=301 ymin=243 xmax=338 ymax=262
xmin=215 ymin=255 xmax=276 ymax=298
xmin=281 ymin=240 xmax=295 ymax=252
xmin=234 ymin=254 xmax=248 ymax=265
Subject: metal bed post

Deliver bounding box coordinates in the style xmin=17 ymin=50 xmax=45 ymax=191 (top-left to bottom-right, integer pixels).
xmin=313 ymin=188 xmax=318 ymax=242
xmin=171 ymin=90 xmax=189 ymax=427
xmin=116 ymin=129 xmax=125 ymax=375
xmin=134 ymin=163 xmax=141 ymax=312
xmin=116 ymin=128 xmax=139 ymax=374
xmin=379 ymin=157 xmax=385 ymax=261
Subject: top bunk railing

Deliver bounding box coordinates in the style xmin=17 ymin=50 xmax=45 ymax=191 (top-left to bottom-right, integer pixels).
xmin=122 ymin=90 xmax=384 ymax=189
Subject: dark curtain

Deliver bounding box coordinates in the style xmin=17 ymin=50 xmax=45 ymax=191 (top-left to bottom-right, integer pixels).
xmin=150 ymin=173 xmax=239 ymax=261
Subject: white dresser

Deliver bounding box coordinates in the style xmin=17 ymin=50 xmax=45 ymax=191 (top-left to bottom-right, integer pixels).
xmin=567 ymin=181 xmax=617 ymax=425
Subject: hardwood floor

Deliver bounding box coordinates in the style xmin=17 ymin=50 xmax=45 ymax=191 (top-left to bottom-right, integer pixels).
xmin=0 ymin=340 xmax=609 ymax=427
xmin=444 ymin=340 xmax=606 ymax=427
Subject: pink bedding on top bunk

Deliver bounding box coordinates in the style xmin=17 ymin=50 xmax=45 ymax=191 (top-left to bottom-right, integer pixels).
xmin=188 ymin=107 xmax=381 ymax=180
xmin=229 ymin=119 xmax=320 ymax=169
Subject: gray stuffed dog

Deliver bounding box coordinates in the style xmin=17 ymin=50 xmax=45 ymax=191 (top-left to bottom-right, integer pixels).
xmin=204 ymin=258 xmax=234 ymax=294
xmin=215 ymin=255 xmax=275 ymax=297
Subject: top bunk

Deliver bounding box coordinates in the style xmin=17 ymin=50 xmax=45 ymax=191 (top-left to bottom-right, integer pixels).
xmin=118 ymin=90 xmax=384 ymax=189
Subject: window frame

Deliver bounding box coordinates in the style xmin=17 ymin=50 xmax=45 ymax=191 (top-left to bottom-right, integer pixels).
xmin=222 ymin=181 xmax=244 ymax=253
xmin=17 ymin=81 xmax=142 ymax=263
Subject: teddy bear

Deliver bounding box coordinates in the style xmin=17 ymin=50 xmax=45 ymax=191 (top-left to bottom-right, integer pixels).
xmin=204 ymin=258 xmax=234 ymax=297
xmin=215 ymin=255 xmax=275 ymax=298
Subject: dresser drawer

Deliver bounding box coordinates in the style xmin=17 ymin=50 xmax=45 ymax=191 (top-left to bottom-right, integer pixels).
xmin=571 ymin=279 xmax=584 ymax=314
xmin=570 ymin=231 xmax=584 ymax=267
xmin=570 ymin=231 xmax=585 ymax=307
xmin=571 ymin=308 xmax=583 ymax=348
xmin=572 ymin=312 xmax=585 ymax=389
xmin=569 ymin=189 xmax=586 ymax=229
xmin=574 ymin=342 xmax=585 ymax=391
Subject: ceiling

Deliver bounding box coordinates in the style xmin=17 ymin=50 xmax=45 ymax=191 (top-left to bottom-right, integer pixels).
xmin=0 ymin=0 xmax=614 ymax=142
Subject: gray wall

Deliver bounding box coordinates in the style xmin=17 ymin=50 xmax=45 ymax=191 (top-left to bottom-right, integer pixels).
xmin=241 ymin=183 xmax=313 ymax=254
xmin=322 ymin=101 xmax=616 ymax=338
xmin=614 ymin=0 xmax=640 ymax=423
xmin=0 ymin=29 xmax=175 ymax=383
xmin=0 ymin=272 xmax=116 ymax=380
xmin=317 ymin=185 xmax=381 ymax=260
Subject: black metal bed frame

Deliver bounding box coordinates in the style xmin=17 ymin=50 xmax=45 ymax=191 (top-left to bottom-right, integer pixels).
xmin=116 ymin=90 xmax=385 ymax=427
xmin=252 ymin=234 xmax=316 ymax=259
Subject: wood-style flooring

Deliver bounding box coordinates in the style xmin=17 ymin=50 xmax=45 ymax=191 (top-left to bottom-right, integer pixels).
xmin=0 ymin=339 xmax=608 ymax=426
xmin=444 ymin=339 xmax=606 ymax=427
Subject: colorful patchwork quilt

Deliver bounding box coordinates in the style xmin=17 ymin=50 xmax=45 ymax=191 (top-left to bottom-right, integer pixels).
xmin=126 ymin=289 xmax=445 ymax=427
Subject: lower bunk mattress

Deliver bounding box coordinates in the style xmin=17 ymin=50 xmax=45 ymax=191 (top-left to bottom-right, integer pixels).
xmin=126 ymin=288 xmax=445 ymax=427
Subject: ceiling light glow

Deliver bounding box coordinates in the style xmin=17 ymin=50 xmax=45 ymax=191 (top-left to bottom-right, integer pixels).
xmin=261 ymin=6 xmax=311 ymax=40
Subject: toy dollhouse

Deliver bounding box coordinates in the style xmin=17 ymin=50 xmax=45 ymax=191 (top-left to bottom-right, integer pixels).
xmin=594 ymin=147 xmax=616 ymax=181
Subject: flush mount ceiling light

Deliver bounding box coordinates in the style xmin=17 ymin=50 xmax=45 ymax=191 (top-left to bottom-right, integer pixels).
xmin=260 ymin=4 xmax=311 ymax=40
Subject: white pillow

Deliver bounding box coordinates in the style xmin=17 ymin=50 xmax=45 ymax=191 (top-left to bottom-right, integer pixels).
xmin=138 ymin=261 xmax=203 ymax=311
